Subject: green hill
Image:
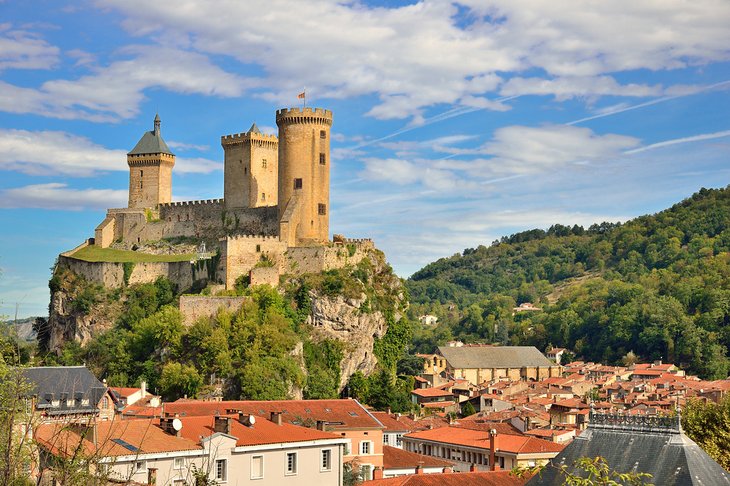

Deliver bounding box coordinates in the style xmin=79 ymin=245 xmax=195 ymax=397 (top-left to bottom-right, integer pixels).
xmin=406 ymin=186 xmax=730 ymax=379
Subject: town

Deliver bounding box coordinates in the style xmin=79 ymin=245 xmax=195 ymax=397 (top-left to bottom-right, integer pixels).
xmin=3 ymin=339 xmax=728 ymax=485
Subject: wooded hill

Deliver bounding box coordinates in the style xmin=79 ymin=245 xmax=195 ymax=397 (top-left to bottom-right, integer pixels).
xmin=406 ymin=186 xmax=730 ymax=379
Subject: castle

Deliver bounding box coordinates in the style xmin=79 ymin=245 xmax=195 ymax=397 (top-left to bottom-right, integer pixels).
xmin=68 ymin=107 xmax=373 ymax=291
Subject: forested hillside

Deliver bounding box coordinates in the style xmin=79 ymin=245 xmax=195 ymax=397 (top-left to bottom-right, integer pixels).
xmin=406 ymin=186 xmax=730 ymax=379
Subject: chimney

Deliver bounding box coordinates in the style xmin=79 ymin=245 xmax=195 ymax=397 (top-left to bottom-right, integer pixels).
xmin=489 ymin=429 xmax=497 ymax=471
xmin=270 ymin=411 xmax=283 ymax=426
xmin=214 ymin=416 xmax=231 ymax=434
xmin=416 ymin=464 xmax=424 ymax=475
xmin=470 ymin=464 xmax=477 ymax=472
xmin=442 ymin=467 xmax=453 ymax=474
xmin=373 ymin=467 xmax=384 ymax=479
xmin=141 ymin=381 xmax=147 ymax=396
xmin=316 ymin=420 xmax=327 ymax=431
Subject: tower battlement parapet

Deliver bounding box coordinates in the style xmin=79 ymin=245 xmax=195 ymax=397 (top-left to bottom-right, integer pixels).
xmin=221 ymin=131 xmax=278 ymax=147
xmin=223 ymin=234 xmax=281 ymax=242
xmin=158 ymin=198 xmax=224 ymax=208
xmin=276 ymin=107 xmax=333 ymax=126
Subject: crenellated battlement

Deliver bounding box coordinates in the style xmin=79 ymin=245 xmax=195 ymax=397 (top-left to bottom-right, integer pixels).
xmin=276 ymin=107 xmax=333 ymax=126
xmin=221 ymin=131 xmax=278 ymax=147
xmin=158 ymin=198 xmax=223 ymax=208
xmin=224 ymin=234 xmax=281 ymax=242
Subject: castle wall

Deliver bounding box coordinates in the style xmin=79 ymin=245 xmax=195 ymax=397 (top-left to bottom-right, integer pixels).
xmin=94 ymin=217 xmax=116 ymax=248
xmin=178 ymin=295 xmax=247 ymax=326
xmin=59 ymin=255 xmax=195 ymax=290
xmin=220 ymin=235 xmax=288 ymax=289
xmin=249 ymin=266 xmax=280 ymax=287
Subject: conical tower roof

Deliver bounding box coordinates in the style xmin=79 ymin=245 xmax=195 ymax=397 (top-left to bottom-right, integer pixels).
xmin=248 ymin=122 xmax=262 ymax=135
xmin=128 ymin=114 xmax=174 ymax=156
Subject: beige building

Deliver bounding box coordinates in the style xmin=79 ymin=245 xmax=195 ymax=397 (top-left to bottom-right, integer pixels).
xmin=35 ymin=412 xmax=347 ymax=486
xmin=430 ymin=345 xmax=561 ymax=385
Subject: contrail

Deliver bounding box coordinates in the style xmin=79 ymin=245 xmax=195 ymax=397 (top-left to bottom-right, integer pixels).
xmin=352 ymin=95 xmax=521 ymax=149
xmin=624 ymin=129 xmax=730 ymax=155
xmin=567 ymin=79 xmax=730 ymax=126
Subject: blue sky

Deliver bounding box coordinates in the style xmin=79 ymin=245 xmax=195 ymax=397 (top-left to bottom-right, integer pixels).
xmin=1 ymin=0 xmax=729 ymax=318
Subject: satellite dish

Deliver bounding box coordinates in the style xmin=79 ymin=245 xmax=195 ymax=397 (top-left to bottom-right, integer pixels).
xmin=247 ymin=415 xmax=256 ymax=426
xmin=172 ymin=418 xmax=183 ymax=431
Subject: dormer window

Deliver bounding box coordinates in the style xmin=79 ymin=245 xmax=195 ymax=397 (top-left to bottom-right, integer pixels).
xmin=51 ymin=400 xmax=60 ymax=407
xmin=81 ymin=399 xmax=90 ymax=406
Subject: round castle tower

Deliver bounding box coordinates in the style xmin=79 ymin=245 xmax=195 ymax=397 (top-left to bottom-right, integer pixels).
xmin=276 ymin=107 xmax=333 ymax=245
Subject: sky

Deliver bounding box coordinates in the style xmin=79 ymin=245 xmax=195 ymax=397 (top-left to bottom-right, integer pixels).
xmin=1 ymin=0 xmax=729 ymax=318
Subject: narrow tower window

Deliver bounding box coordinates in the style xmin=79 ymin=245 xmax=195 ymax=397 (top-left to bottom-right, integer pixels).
xmin=320 ymin=130 xmax=326 ymax=139
xmin=262 ymin=193 xmax=266 ymax=201
xmin=294 ymin=178 xmax=303 ymax=190
xmin=318 ymin=203 xmax=327 ymax=215
xmin=262 ymin=159 xmax=267 ymax=169
xmin=319 ymin=153 xmax=326 ymax=165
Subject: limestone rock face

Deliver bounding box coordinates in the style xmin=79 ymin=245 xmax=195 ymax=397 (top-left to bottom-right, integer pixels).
xmin=307 ymin=292 xmax=387 ymax=392
xmin=47 ymin=288 xmax=119 ymax=353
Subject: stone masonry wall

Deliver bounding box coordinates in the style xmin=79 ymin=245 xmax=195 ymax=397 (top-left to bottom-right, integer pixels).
xmin=59 ymin=255 xmax=195 ymax=290
xmin=178 ymin=295 xmax=247 ymax=326
xmin=220 ymin=235 xmax=288 ymax=289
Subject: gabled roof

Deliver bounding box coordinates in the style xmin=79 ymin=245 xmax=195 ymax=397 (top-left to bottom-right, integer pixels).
xmin=166 ymin=399 xmax=383 ymax=430
xmin=368 ymin=470 xmax=530 ymax=486
xmin=371 ymin=411 xmax=418 ymax=432
xmin=128 ymin=115 xmax=173 ymax=156
xmin=383 ymin=445 xmax=452 ymax=469
xmin=412 ymin=388 xmax=454 ymax=398
xmin=404 ymin=426 xmax=564 ymax=455
xmin=527 ymin=412 xmax=730 ymax=485
xmin=178 ymin=415 xmax=340 ymax=447
xmin=438 ymin=346 xmax=554 ymax=369
xmin=36 ymin=419 xmax=200 ymax=458
xmin=20 ymin=366 xmax=106 ymax=415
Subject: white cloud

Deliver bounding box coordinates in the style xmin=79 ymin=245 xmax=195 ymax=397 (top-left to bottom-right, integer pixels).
xmin=0 ymin=23 xmax=59 ymax=71
xmin=625 ymin=129 xmax=730 ymax=155
xmin=500 ymin=76 xmax=663 ymax=100
xmin=477 ymin=124 xmax=641 ymax=174
xmin=0 ymin=129 xmax=222 ymax=176
xmin=0 ymin=46 xmax=253 ymax=121
xmin=91 ymin=0 xmax=730 ymax=121
xmin=0 ymin=183 xmax=127 ymax=210
xmin=167 ymin=140 xmax=210 ymax=152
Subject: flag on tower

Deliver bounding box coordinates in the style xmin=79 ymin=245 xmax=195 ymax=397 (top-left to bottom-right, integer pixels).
xmin=297 ymin=91 xmax=305 ymax=99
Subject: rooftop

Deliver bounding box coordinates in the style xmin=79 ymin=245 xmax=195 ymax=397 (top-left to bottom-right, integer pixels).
xmin=128 ymin=114 xmax=173 ymax=156
xmin=405 ymin=427 xmax=564 ymax=455
xmin=383 ymin=445 xmax=453 ymax=469
xmin=438 ymin=346 xmax=554 ymax=369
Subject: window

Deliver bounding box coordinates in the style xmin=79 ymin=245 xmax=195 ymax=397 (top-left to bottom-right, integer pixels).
xmin=321 ymin=449 xmax=332 ymax=471
xmin=360 ymin=465 xmax=372 ymax=480
xmin=319 ymin=153 xmax=326 ymax=164
xmin=396 ymin=435 xmax=403 ymax=447
xmin=262 ymin=159 xmax=267 ymax=168
xmin=360 ymin=441 xmax=371 ymax=455
xmin=320 ymin=130 xmax=326 ymax=139
xmin=51 ymin=400 xmax=60 ymax=407
xmin=318 ymin=203 xmax=326 ymax=215
xmin=133 ymin=461 xmax=146 ymax=474
xmin=244 ymin=167 xmax=248 ymax=174
xmin=102 ymin=397 xmax=108 ymax=408
xmin=256 ymin=244 xmax=261 ymax=252
xmin=286 ymin=452 xmax=297 ymax=475
xmin=294 ymin=178 xmax=303 ymax=190
xmin=215 ymin=459 xmax=227 ymax=482
xmin=383 ymin=435 xmax=389 ymax=445
xmin=67 ymin=399 xmax=75 ymax=407
xmin=251 ymin=455 xmax=263 ymax=479
xmin=173 ymin=457 xmax=185 ymax=470
xmin=81 ymin=399 xmax=90 ymax=406
xmin=262 ymin=192 xmax=266 ymax=201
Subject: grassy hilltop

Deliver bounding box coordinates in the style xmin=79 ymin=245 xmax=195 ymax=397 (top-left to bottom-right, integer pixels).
xmin=406 ymin=186 xmax=730 ymax=379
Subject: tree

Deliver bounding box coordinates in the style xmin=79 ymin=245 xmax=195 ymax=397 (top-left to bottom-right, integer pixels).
xmin=682 ymin=396 xmax=730 ymax=470
xmin=461 ymin=401 xmax=476 ymax=417
xmin=158 ymin=362 xmax=203 ymax=400
xmin=559 ymin=457 xmax=653 ymax=485
xmin=0 ymin=365 xmax=34 ymax=486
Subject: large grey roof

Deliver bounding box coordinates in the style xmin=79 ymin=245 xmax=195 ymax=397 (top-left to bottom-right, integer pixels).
xmin=437 ymin=345 xmax=553 ymax=369
xmin=128 ymin=114 xmax=173 ymax=156
xmin=20 ymin=366 xmax=107 ymax=415
xmin=527 ymin=413 xmax=730 ymax=485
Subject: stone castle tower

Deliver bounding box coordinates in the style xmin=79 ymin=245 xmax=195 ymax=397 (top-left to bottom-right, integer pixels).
xmin=276 ymin=108 xmax=333 ymax=246
xmin=222 ymin=123 xmax=278 ymax=209
xmin=127 ymin=114 xmax=175 ymax=209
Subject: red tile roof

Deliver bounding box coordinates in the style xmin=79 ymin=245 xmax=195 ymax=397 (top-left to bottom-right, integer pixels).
xmin=368 ymin=470 xmax=530 ymax=485
xmin=412 ymin=388 xmax=454 ymax=398
xmin=383 ymin=445 xmax=453 ymax=469
xmin=36 ymin=419 xmax=200 ymax=458
xmin=178 ymin=414 xmax=339 ymax=447
xmin=165 ymin=399 xmax=381 ymax=430
xmin=372 ymin=412 xmax=419 ymax=432
xmin=404 ymin=427 xmax=564 ymax=454
xmin=109 ymin=386 xmax=142 ymax=398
